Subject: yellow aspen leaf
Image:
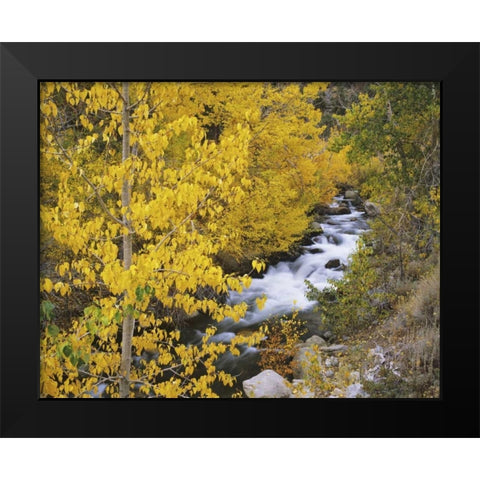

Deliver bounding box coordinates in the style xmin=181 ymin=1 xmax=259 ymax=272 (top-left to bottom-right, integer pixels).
xmin=40 ymin=81 xmax=346 ymax=398
xmin=255 ymin=295 xmax=267 ymax=311
xmin=42 ymin=378 xmax=59 ymax=397
xmin=61 ymin=262 xmax=72 ymax=275
xmin=43 ymin=278 xmax=53 ymax=293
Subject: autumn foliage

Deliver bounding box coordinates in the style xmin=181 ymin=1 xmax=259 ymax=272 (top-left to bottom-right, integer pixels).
xmin=40 ymin=81 xmax=440 ymax=399
xmin=40 ymin=81 xmax=347 ymax=398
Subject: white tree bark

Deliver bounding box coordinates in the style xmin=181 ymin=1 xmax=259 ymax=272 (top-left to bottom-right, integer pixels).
xmin=119 ymin=82 xmax=134 ymax=398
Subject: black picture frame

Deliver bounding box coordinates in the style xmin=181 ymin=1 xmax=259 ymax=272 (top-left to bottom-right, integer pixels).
xmin=1 ymin=43 xmax=478 ymax=438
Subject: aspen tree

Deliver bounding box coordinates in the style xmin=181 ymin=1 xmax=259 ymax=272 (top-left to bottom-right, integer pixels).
xmin=39 ymin=81 xmax=349 ymax=397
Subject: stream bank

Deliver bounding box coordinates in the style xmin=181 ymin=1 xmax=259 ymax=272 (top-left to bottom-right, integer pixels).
xmin=182 ymin=194 xmax=370 ymax=396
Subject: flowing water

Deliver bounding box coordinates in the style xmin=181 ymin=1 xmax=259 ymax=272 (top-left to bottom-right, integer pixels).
xmin=182 ymin=196 xmax=370 ymax=394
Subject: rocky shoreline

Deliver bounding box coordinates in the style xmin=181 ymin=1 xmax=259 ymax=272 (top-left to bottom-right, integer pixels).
xmin=242 ymin=330 xmax=397 ymax=398
xmin=237 ymin=189 xmax=388 ymax=398
xmin=211 ymin=187 xmax=389 ymax=398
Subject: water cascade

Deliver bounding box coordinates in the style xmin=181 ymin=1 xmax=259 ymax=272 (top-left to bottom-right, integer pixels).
xmin=183 ymin=196 xmax=369 ymax=389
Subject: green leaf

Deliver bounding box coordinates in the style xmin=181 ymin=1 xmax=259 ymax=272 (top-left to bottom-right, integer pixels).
xmin=86 ymin=320 xmax=97 ymax=334
xmin=41 ymin=301 xmax=55 ymax=322
xmin=84 ymin=304 xmax=100 ymax=318
xmin=135 ymin=286 xmax=144 ymax=302
xmin=47 ymin=324 xmax=60 ymax=337
xmin=63 ymin=344 xmax=73 ymax=357
xmin=70 ymin=354 xmax=78 ymax=367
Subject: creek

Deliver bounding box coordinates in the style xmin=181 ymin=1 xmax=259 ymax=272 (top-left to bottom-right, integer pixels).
xmin=181 ymin=195 xmax=370 ymax=395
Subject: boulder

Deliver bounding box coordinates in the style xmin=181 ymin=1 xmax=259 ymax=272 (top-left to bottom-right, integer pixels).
xmin=344 ymin=190 xmax=358 ymax=200
xmin=295 ymin=310 xmax=327 ymax=338
xmin=322 ymin=331 xmax=334 ymax=341
xmin=325 ymin=356 xmax=339 ymax=368
xmin=298 ymin=339 xmax=328 ymax=349
xmin=310 ymin=204 xmax=331 ymax=216
xmin=295 ymin=309 xmax=322 ymax=324
xmin=266 ymin=244 xmax=305 ymax=265
xmin=331 ymin=206 xmax=351 ymax=215
xmin=289 ymin=379 xmax=315 ymax=398
xmin=305 ymin=335 xmax=328 ymax=348
xmin=215 ymin=251 xmax=252 ymax=275
xmin=345 ymin=383 xmax=369 ymax=398
xmin=310 ymin=221 xmax=324 ymax=234
xmin=292 ymin=346 xmax=322 ymax=379
xmin=320 ymin=344 xmax=348 ymax=354
xmin=311 ymin=203 xmax=351 ymax=216
xmin=325 ymin=259 xmax=341 ymax=269
xmin=327 ymin=235 xmax=342 ymax=245
xmin=344 ymin=190 xmax=362 ymax=206
xmin=364 ymin=201 xmax=381 ymax=217
xmin=243 ymin=370 xmax=292 ymax=398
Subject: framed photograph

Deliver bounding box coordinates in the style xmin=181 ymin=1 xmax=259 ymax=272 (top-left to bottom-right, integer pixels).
xmin=1 ymin=43 xmax=478 ymax=437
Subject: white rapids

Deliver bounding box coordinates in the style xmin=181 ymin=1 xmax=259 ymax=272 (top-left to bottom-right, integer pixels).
xmin=184 ymin=195 xmax=369 ymax=383
xmin=217 ymin=196 xmax=369 ymax=333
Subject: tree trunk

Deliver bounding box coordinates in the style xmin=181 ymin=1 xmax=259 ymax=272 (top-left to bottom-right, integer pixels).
xmin=119 ymin=82 xmax=134 ymax=398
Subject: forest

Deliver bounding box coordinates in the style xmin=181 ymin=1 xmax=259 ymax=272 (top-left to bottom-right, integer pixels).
xmin=40 ymin=81 xmax=440 ymax=398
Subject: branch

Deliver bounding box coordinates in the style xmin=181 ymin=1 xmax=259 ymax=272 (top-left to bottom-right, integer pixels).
xmin=128 ymin=83 xmax=152 ymax=111
xmin=97 ymin=108 xmax=122 ymax=115
xmin=107 ymin=82 xmax=126 ymax=103
xmin=154 ymin=185 xmax=216 ymax=252
xmin=154 ymin=268 xmax=191 ymax=277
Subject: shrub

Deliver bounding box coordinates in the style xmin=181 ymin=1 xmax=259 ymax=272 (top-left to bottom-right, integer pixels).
xmin=362 ymin=366 xmax=410 ymax=398
xmin=391 ymin=263 xmax=440 ymax=397
xmin=306 ymin=239 xmax=392 ymax=337
xmin=258 ymin=311 xmax=306 ymax=378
